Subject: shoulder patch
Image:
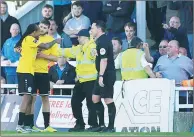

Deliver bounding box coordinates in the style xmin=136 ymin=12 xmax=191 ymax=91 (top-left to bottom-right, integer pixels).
xmin=100 ymin=48 xmax=106 ymax=55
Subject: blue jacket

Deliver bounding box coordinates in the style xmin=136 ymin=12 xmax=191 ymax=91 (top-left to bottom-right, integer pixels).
xmin=2 ymin=34 xmax=21 ymax=75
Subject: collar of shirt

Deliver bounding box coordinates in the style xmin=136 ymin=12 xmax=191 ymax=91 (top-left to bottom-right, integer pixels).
xmin=11 ymin=34 xmax=21 ymax=41
xmin=56 ymin=64 xmax=67 ymax=79
xmin=167 ymin=54 xmax=181 ymax=60
xmin=73 ymin=14 xmax=84 ymax=20
xmin=167 ymin=54 xmax=181 ymax=58
xmin=0 ymin=13 xmax=9 ymax=22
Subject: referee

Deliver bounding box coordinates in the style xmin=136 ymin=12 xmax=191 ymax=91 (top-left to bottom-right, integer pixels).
xmin=90 ymin=20 xmax=116 ymax=132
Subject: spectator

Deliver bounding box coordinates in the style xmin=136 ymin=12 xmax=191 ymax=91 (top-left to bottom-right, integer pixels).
xmin=179 ymin=47 xmax=187 ymax=57
xmin=163 ymin=16 xmax=191 ymax=58
xmin=49 ymin=56 xmax=76 ymax=95
xmin=103 ymin=1 xmax=135 ymax=40
xmin=166 ymin=1 xmax=193 ymax=58
xmin=122 ymin=22 xmax=136 ymax=51
xmin=48 ymin=19 xmax=72 ymax=48
xmin=63 ymin=1 xmax=91 ymax=45
xmin=1 ymin=1 xmax=21 ymax=49
xmin=154 ymin=40 xmax=193 ymax=85
xmin=146 ymin=1 xmax=167 ymax=48
xmin=42 ymin=4 xmax=53 ymax=21
xmin=144 ymin=40 xmax=169 ymax=67
xmin=112 ymin=37 xmax=122 ymax=81
xmin=53 ymin=0 xmax=71 ymax=34
xmin=35 ymin=4 xmax=53 ymax=25
xmin=112 ymin=37 xmax=122 ymax=59
xmin=48 ymin=19 xmax=61 ymax=40
xmin=1 ymin=23 xmax=21 ymax=84
xmin=115 ymin=36 xmax=156 ymax=80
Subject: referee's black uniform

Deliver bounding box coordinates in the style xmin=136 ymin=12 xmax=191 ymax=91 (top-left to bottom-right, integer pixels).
xmin=93 ymin=34 xmax=116 ymax=98
xmin=92 ymin=33 xmax=116 ymax=132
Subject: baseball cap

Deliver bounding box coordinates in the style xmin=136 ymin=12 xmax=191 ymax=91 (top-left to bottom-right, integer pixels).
xmin=130 ymin=36 xmax=143 ymax=48
xmin=77 ymin=29 xmax=90 ymax=37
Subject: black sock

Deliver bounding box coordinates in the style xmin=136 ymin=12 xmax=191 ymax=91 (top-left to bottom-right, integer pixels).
xmin=18 ymin=112 xmax=25 ymax=125
xmin=107 ymin=102 xmax=116 ymax=129
xmin=94 ymin=101 xmax=104 ymax=126
xmin=43 ymin=112 xmax=50 ymax=128
xmin=29 ymin=114 xmax=34 ymax=127
xmin=24 ymin=115 xmax=31 ymax=126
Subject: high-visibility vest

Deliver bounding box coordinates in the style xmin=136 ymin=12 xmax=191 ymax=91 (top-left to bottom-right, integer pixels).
xmin=181 ymin=79 xmax=194 ymax=87
xmin=119 ymin=48 xmax=148 ymax=80
xmin=60 ymin=39 xmax=97 ymax=83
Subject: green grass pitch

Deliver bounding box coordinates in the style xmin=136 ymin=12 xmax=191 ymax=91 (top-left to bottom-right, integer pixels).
xmin=1 ymin=131 xmax=193 ymax=136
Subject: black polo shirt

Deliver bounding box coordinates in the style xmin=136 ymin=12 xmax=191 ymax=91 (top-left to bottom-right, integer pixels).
xmin=95 ymin=34 xmax=115 ymax=73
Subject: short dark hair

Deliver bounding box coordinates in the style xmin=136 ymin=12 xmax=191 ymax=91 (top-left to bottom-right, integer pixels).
xmin=93 ymin=20 xmax=106 ymax=32
xmin=43 ymin=4 xmax=53 ymax=10
xmin=1 ymin=1 xmax=8 ymax=7
xmin=72 ymin=1 xmax=83 ymax=9
xmin=40 ymin=19 xmax=50 ymax=27
xmin=112 ymin=37 xmax=122 ymax=45
xmin=124 ymin=22 xmax=136 ymax=31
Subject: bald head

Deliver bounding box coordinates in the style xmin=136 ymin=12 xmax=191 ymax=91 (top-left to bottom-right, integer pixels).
xmin=169 ymin=16 xmax=181 ymax=29
xmin=10 ymin=23 xmax=20 ymax=37
xmin=169 ymin=40 xmax=179 ymax=48
xmin=167 ymin=40 xmax=180 ymax=57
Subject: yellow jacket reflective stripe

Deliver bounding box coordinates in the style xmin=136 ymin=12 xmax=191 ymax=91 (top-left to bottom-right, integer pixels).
xmin=59 ymin=39 xmax=97 ymax=83
xmin=120 ymin=48 xmax=148 ymax=80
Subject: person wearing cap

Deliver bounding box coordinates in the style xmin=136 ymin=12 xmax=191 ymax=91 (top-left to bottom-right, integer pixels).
xmin=115 ymin=36 xmax=156 ymax=80
xmin=58 ymin=29 xmax=98 ymax=132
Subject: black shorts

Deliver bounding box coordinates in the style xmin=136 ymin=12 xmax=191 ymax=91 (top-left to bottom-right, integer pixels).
xmin=32 ymin=73 xmax=50 ymax=96
xmin=93 ymin=71 xmax=116 ymax=98
xmin=17 ymin=73 xmax=35 ymax=96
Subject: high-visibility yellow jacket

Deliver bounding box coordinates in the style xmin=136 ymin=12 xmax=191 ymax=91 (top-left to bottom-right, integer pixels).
xmin=119 ymin=48 xmax=148 ymax=80
xmin=59 ymin=39 xmax=97 ymax=83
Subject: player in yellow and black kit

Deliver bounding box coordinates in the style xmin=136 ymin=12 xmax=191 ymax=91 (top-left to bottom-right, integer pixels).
xmin=24 ymin=20 xmax=60 ymax=132
xmin=15 ymin=24 xmax=62 ymax=133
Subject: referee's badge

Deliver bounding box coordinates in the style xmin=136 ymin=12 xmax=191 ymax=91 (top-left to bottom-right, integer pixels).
xmin=100 ymin=48 xmax=106 ymax=55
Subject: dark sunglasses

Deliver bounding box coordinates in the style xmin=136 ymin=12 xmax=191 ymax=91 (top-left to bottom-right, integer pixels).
xmin=159 ymin=45 xmax=167 ymax=48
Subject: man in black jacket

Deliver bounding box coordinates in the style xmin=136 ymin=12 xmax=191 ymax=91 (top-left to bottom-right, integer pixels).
xmin=103 ymin=1 xmax=135 ymax=40
xmin=49 ymin=56 xmax=76 ymax=95
xmin=163 ymin=16 xmax=191 ymax=58
xmin=1 ymin=1 xmax=21 ymax=49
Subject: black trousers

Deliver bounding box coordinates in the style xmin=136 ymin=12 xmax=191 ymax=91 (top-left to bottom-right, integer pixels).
xmin=71 ymin=80 xmax=98 ymax=126
xmin=54 ymin=4 xmax=71 ymax=35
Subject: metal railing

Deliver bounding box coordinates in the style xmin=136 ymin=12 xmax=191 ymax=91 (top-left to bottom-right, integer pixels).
xmin=175 ymin=86 xmax=193 ymax=112
xmin=1 ymin=84 xmax=193 ymax=112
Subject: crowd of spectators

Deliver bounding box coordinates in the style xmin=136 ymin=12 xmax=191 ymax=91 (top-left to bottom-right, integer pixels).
xmin=1 ymin=1 xmax=193 ymax=108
